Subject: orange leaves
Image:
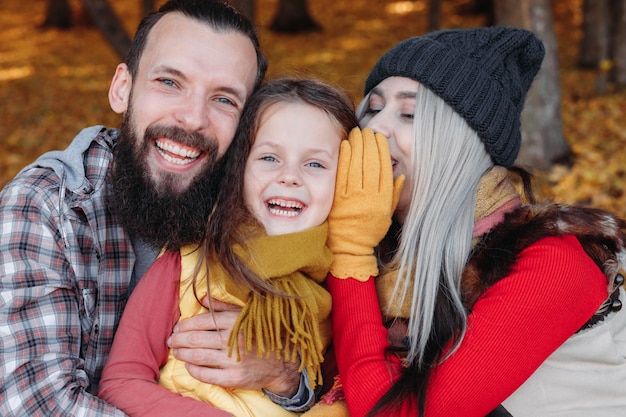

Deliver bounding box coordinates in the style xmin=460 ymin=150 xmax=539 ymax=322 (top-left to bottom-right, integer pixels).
xmin=1 ymin=0 xmax=625 ymax=219
xmin=542 ymin=90 xmax=626 ymax=216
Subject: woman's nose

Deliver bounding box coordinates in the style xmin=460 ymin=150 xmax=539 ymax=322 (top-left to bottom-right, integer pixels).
xmin=364 ymin=112 xmax=391 ymax=139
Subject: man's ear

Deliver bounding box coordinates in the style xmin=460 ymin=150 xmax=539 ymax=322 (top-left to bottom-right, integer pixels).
xmin=109 ymin=63 xmax=131 ymax=114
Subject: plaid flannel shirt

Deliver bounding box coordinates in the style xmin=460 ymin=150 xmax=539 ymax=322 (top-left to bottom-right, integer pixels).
xmin=0 ymin=128 xmax=132 ymax=416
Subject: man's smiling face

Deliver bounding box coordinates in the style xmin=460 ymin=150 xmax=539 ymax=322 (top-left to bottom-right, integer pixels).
xmin=110 ymin=12 xmax=258 ymax=196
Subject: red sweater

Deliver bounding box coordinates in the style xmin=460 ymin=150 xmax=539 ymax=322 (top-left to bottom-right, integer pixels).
xmin=327 ymin=235 xmax=608 ymax=417
xmin=98 ymin=251 xmax=231 ymax=417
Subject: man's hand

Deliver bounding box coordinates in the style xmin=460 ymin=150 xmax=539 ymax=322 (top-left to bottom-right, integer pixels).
xmin=168 ymin=297 xmax=300 ymax=397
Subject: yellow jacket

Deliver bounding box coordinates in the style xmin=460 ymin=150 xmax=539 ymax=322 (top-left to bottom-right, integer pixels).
xmin=159 ymin=224 xmax=333 ymax=417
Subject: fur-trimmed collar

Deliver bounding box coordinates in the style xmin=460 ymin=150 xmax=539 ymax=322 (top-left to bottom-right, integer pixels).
xmin=462 ymin=204 xmax=626 ymax=324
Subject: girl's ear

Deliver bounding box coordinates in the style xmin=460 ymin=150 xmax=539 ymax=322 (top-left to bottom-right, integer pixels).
xmin=109 ymin=63 xmax=131 ymax=114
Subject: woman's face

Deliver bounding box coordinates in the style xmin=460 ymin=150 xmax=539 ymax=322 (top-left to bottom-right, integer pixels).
xmin=360 ymin=76 xmax=419 ymax=224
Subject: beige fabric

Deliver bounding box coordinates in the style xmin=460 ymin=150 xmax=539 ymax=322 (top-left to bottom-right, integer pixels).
xmin=503 ymin=287 xmax=626 ymax=416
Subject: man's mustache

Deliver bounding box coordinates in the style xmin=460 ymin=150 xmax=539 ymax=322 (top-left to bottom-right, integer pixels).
xmin=143 ymin=124 xmax=217 ymax=153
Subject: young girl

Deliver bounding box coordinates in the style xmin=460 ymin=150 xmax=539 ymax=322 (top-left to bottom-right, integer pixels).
xmin=326 ymin=27 xmax=626 ymax=417
xmin=98 ymin=77 xmax=358 ymax=417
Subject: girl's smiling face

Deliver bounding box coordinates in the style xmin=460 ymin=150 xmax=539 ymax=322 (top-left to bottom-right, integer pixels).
xmin=243 ymin=101 xmax=342 ymax=236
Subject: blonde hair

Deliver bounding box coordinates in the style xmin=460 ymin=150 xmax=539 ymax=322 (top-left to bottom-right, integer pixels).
xmin=360 ymin=85 xmax=493 ymax=367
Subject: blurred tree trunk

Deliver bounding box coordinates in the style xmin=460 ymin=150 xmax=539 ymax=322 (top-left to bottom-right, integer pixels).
xmin=459 ymin=0 xmax=495 ymax=25
xmin=578 ymin=0 xmax=611 ymax=93
xmin=42 ymin=0 xmax=73 ymax=29
xmin=579 ymin=0 xmax=626 ymax=92
xmin=428 ymin=0 xmax=441 ymax=31
xmin=269 ymin=0 xmax=320 ymax=33
xmin=579 ymin=0 xmax=610 ymax=68
xmin=475 ymin=0 xmax=495 ymax=21
xmin=80 ymin=0 xmax=131 ymax=60
xmin=611 ymin=0 xmax=626 ymax=89
xmin=142 ymin=0 xmax=155 ymax=18
xmin=231 ymin=0 xmax=255 ymax=22
xmin=494 ymin=0 xmax=571 ymax=171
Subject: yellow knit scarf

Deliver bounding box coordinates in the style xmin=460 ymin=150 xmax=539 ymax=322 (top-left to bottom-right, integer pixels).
xmin=376 ymin=166 xmax=522 ymax=319
xmin=181 ymin=223 xmax=333 ymax=387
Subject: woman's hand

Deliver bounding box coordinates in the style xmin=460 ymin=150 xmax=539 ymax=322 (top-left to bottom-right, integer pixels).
xmin=327 ymin=127 xmax=404 ymax=281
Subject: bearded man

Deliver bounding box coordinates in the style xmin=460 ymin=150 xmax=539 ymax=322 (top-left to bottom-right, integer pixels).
xmin=0 ymin=1 xmax=306 ymax=416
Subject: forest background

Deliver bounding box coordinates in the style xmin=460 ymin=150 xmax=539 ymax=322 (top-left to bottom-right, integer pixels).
xmin=1 ymin=0 xmax=625 ymax=218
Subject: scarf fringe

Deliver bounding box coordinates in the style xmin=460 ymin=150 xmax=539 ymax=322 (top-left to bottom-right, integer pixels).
xmin=227 ymin=277 xmax=324 ymax=387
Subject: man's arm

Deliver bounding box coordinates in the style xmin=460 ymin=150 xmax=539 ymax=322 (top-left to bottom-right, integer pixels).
xmin=0 ymin=180 xmax=125 ymax=416
xmin=169 ymin=298 xmax=309 ymax=404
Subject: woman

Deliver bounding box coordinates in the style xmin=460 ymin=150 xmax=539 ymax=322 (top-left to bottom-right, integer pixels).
xmin=326 ymin=26 xmax=626 ymax=416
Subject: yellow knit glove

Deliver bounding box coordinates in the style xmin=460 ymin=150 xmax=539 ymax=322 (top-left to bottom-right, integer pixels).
xmin=328 ymin=127 xmax=404 ymax=281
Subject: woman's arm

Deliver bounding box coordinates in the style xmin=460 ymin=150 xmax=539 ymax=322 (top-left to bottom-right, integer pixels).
xmin=327 ymin=275 xmax=403 ymax=415
xmin=98 ymin=251 xmax=231 ymax=417
xmin=329 ymin=235 xmax=608 ymax=417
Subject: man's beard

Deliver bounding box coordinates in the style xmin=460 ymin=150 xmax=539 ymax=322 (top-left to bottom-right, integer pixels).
xmin=111 ymin=111 xmax=224 ymax=249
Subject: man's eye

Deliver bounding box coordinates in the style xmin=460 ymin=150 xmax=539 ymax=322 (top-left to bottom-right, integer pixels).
xmin=217 ymin=97 xmax=236 ymax=106
xmin=364 ymin=107 xmax=381 ymax=115
xmin=160 ymin=79 xmax=176 ymax=87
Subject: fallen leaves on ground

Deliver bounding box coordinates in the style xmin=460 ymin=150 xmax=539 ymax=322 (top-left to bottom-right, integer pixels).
xmin=1 ymin=0 xmax=624 ymax=218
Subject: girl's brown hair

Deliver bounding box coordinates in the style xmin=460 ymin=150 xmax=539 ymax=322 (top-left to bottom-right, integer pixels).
xmin=197 ymin=77 xmax=358 ymax=297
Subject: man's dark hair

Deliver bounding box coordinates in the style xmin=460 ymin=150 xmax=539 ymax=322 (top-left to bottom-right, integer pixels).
xmin=125 ymin=0 xmax=267 ymax=91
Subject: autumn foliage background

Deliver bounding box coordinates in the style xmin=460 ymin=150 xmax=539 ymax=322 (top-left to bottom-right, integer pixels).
xmin=1 ymin=0 xmax=625 ymax=218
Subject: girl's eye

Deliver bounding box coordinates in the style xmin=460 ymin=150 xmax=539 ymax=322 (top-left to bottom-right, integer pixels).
xmin=261 ymin=155 xmax=277 ymax=162
xmin=307 ymin=161 xmax=325 ymax=169
xmin=401 ymin=113 xmax=414 ymax=120
xmin=364 ymin=107 xmax=381 ymax=116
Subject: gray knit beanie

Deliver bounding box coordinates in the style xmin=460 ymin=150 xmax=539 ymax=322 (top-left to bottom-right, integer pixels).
xmin=364 ymin=26 xmax=545 ymax=167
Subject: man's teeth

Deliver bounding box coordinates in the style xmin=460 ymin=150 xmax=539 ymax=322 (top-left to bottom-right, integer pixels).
xmin=267 ymin=199 xmax=303 ymax=217
xmin=156 ymin=140 xmax=201 ymax=165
